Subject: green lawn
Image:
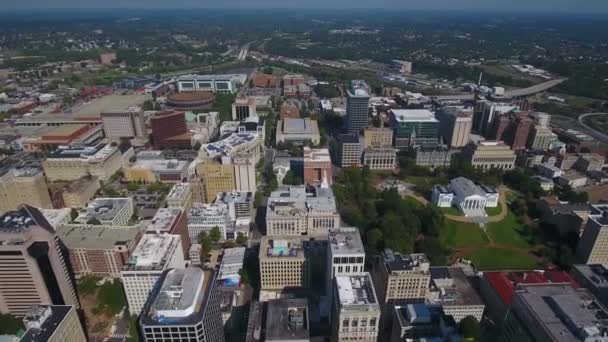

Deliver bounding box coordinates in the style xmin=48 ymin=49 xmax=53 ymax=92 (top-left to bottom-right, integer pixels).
xmin=464 ymin=247 xmax=540 ymax=271
xmin=486 ymin=211 xmax=533 ymax=249
xmin=485 ymin=205 xmax=502 ymax=216
xmin=441 ymin=206 xmax=463 ymax=216
xmin=441 ymin=219 xmax=488 ymax=249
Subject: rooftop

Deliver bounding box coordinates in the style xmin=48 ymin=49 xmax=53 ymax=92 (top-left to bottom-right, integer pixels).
xmin=428 ymin=267 xmax=484 ymax=307
xmin=0 ymin=205 xmax=54 ymax=235
xmin=329 ymin=227 xmax=364 ymax=256
xmin=282 ymin=118 xmax=319 ymax=134
xmin=260 ymin=237 xmax=305 ymax=259
xmin=200 ymin=132 xmax=259 ymax=159
xmin=167 ymin=183 xmax=191 ymax=200
xmin=124 ymin=234 xmax=181 ymax=271
xmin=147 ymin=208 xmax=182 ymax=234
xmin=265 ymin=298 xmax=309 ymax=341
xmin=76 ymin=197 xmax=131 ymax=224
xmin=267 ymin=185 xmax=337 ymax=218
xmin=0 ymin=152 xmax=44 ymax=178
xmin=215 ymin=191 xmax=253 ymax=205
xmin=20 ymin=305 xmax=75 ymax=342
xmin=303 ymin=147 xmax=331 ymax=163
xmin=58 ymin=225 xmax=140 ymax=250
xmin=141 ymin=268 xmax=215 ymax=326
xmin=46 ymin=142 xmax=116 ymax=161
xmin=391 ymin=109 xmax=438 ymax=123
xmin=218 ymin=247 xmax=245 ymax=283
xmin=336 ymin=273 xmax=379 ymax=308
xmin=383 ymin=249 xmax=430 ymax=273
xmin=189 ymin=203 xmax=229 ymax=219
xmin=484 ymin=270 xmax=579 ymax=305
xmin=450 ymin=177 xmax=486 ymax=198
xmin=130 ymin=158 xmax=189 ymax=173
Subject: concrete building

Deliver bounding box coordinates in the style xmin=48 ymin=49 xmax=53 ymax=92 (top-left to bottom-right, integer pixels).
xmin=266 ymin=185 xmax=340 ymax=237
xmin=22 ymin=124 xmax=105 ymax=153
xmin=0 ymin=154 xmax=52 ymax=213
xmin=475 ymin=101 xmax=518 ymax=137
xmin=338 ymin=133 xmax=362 ymax=168
xmin=215 ymin=191 xmax=254 ymax=221
xmin=327 ymin=227 xmax=366 ymax=296
xmin=58 ymin=225 xmax=141 ymax=278
xmin=362 ymin=147 xmax=397 ymax=170
xmin=61 ymin=176 xmax=100 ymax=209
xmin=303 ymin=147 xmax=332 ymax=186
xmin=20 ymin=305 xmax=86 ymax=342
xmin=75 ymin=197 xmax=134 ymax=226
xmin=345 ymin=89 xmax=370 ymax=134
xmin=571 ymin=264 xmax=608 ymax=307
xmin=121 ymin=234 xmax=186 ymax=314
xmin=147 ymin=207 xmax=190 ymax=256
xmin=575 ymin=153 xmax=605 ymax=173
xmin=332 ymin=273 xmax=381 ymax=342
xmin=176 ymin=74 xmax=246 ymax=94
xmin=259 ymin=237 xmax=308 ymax=291
xmin=537 ymin=162 xmax=563 ymax=179
xmin=468 ymin=141 xmax=516 ymax=170
xmin=577 ymin=205 xmax=608 ymax=267
xmin=276 ymin=118 xmax=320 ymax=145
xmin=265 ymin=298 xmax=310 ymax=342
xmin=101 ymin=110 xmax=146 ymax=141
xmin=449 ymin=177 xmax=499 ymax=216
xmin=390 ymin=109 xmax=439 ymax=149
xmin=125 ymin=153 xmax=189 ymax=184
xmin=372 ymin=250 xmax=430 ymax=305
xmin=431 ymin=185 xmax=454 ymax=208
xmin=556 ymin=171 xmax=588 ymax=188
xmin=188 ymin=203 xmax=230 ymax=241
xmin=437 ymin=106 xmax=473 ymax=148
xmin=508 ymin=284 xmax=608 ymax=342
xmin=167 ymin=182 xmax=194 ymax=211
xmin=139 ymin=268 xmax=225 ymax=342
xmin=390 ymin=304 xmax=459 ymax=342
xmin=232 ymin=97 xmax=257 ymax=121
xmin=43 ymin=143 xmax=122 ymax=182
xmin=150 ymin=111 xmax=191 ymax=149
xmin=427 ymin=267 xmax=485 ymax=322
xmin=414 ymin=145 xmax=456 ymax=168
xmin=528 ymin=125 xmax=557 ymax=150
xmin=0 ymin=206 xmax=79 ymax=316
xmin=363 ymin=126 xmax=393 ymax=148
xmin=195 ymin=162 xmax=236 ymax=204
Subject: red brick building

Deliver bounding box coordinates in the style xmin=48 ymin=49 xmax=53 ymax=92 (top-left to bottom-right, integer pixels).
xmin=303 ymin=147 xmax=333 ymax=186
xmin=145 ymin=208 xmax=190 ymax=256
xmin=150 ymin=111 xmax=191 ymax=149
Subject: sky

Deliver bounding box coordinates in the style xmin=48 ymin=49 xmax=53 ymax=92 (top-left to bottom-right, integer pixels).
xmin=1 ymin=0 xmax=607 ymax=13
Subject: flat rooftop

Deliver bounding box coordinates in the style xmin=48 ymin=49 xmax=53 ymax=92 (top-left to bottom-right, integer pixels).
xmin=0 ymin=152 xmax=44 ymax=178
xmin=303 ymin=147 xmax=331 ymax=163
xmin=391 ymin=109 xmax=438 ymax=123
xmin=265 ymin=298 xmax=309 ymax=341
xmin=131 ymin=158 xmax=189 ymax=172
xmin=329 ymin=227 xmax=364 ymax=256
xmin=167 ymin=183 xmax=191 ymax=200
xmin=76 ymin=197 xmax=131 ymax=223
xmin=58 ymin=225 xmax=140 ymax=250
xmin=281 ymin=118 xmax=319 ymax=134
xmin=46 ymin=143 xmax=115 ymax=161
xmin=219 ymin=247 xmax=245 ymax=281
xmin=383 ymin=249 xmax=429 ymax=273
xmin=147 ymin=208 xmax=182 ymax=234
xmin=200 ymin=132 xmax=259 ymax=158
xmin=20 ymin=305 xmax=74 ymax=342
xmin=68 ymin=94 xmax=147 ymax=118
xmin=0 ymin=205 xmax=54 ymax=235
xmin=336 ymin=273 xmax=379 ymax=308
xmin=124 ymin=234 xmax=181 ymax=271
xmin=215 ymin=191 xmax=253 ymax=205
xmin=429 ymin=267 xmax=484 ymax=307
xmin=260 ymin=237 xmax=305 ymax=259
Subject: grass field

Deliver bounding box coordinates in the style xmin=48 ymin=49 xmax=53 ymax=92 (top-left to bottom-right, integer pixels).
xmin=441 ymin=206 xmax=462 ymax=216
xmin=464 ymin=247 xmax=540 ymax=270
xmin=487 ymin=211 xmax=533 ymax=249
xmin=485 ymin=205 xmax=502 ymax=216
xmin=441 ymin=219 xmax=488 ymax=249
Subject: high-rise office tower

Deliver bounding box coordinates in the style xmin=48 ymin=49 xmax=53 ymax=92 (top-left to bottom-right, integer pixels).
xmin=101 ymin=110 xmax=147 ymax=141
xmin=0 ymin=205 xmax=79 ymax=316
xmin=346 ymin=90 xmax=370 ymax=134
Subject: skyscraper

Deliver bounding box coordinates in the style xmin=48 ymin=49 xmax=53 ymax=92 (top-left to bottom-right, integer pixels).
xmin=0 ymin=206 xmax=79 ymax=316
xmin=346 ymin=89 xmax=370 ymax=134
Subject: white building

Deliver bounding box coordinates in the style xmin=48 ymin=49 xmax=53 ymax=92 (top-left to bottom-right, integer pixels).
xmin=75 ymin=197 xmax=134 ymax=226
xmin=215 ymin=191 xmax=254 ymax=221
xmin=176 ymin=74 xmax=247 ymax=94
xmin=333 ymin=273 xmax=381 ymax=342
xmin=537 ymin=162 xmax=563 ymax=179
xmin=449 ymin=177 xmax=499 ymax=217
xmin=431 ymin=185 xmax=454 ymax=208
xmin=327 ymin=227 xmax=366 ymax=297
xmin=427 ymin=267 xmax=485 ymax=322
xmin=121 ymin=234 xmax=185 ymax=315
xmin=167 ymin=182 xmax=193 ymax=211
xmin=188 ymin=203 xmax=230 ymax=241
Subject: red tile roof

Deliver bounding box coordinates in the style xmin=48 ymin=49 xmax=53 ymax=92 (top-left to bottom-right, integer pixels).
xmin=484 ymin=270 xmax=579 ymax=305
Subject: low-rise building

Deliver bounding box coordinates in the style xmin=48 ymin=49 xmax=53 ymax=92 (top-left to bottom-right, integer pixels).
xmin=125 ymin=151 xmax=189 ymax=183
xmin=431 ymin=185 xmax=454 ymax=208
xmin=276 ymin=118 xmax=320 ymax=145
xmin=571 ymin=264 xmax=608 ymax=307
xmin=266 ymin=185 xmax=340 ymax=237
xmin=414 ymin=145 xmax=455 ymax=168
xmin=390 ymin=304 xmax=459 ymax=341
xmin=121 ymin=234 xmax=186 ymax=314
xmin=303 ymin=147 xmax=332 ymax=185
xmin=61 ymin=176 xmax=101 ymax=209
xmin=167 ymin=182 xmax=194 ymax=211
xmin=537 ymin=196 xmax=592 ymax=236
xmin=332 ymin=273 xmax=381 ymax=342
xmin=467 ymin=141 xmax=516 ymax=170
xmin=75 ymin=197 xmax=134 ymax=226
xmin=363 ymin=147 xmax=397 ymax=170
xmin=146 ymin=207 xmax=190 ymax=256
xmin=139 ymin=268 xmax=225 ymax=342
xmin=434 ymin=177 xmax=499 ymax=217
xmin=372 ymin=250 xmax=430 ymax=305
xmin=575 ymin=153 xmax=605 ymax=173
xmin=20 ymin=305 xmax=86 ymax=342
xmin=537 ymin=162 xmax=563 ymax=179
xmin=188 ymin=203 xmax=230 ymax=241
xmin=43 ymin=143 xmax=122 ymax=182
xmin=58 ymin=225 xmax=141 ymax=278
xmin=427 ymin=266 xmax=485 ymax=322
xmin=265 ymin=298 xmax=310 ymax=342
xmin=556 ymin=171 xmax=588 ymax=188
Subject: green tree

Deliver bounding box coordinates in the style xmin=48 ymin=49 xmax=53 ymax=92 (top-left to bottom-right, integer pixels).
xmin=199 ymin=233 xmax=213 ymax=262
xmin=96 ymin=279 xmax=126 ymax=316
xmin=0 ymin=313 xmax=23 ymax=335
xmin=209 ymin=226 xmax=222 ymax=243
xmin=236 ymin=232 xmax=248 ymax=246
xmin=87 ymin=217 xmax=102 ymax=225
xmin=78 ymin=275 xmax=100 ymax=297
xmin=459 ymin=316 xmax=481 ymax=340
xmin=366 ymin=228 xmax=383 ymax=252
xmin=262 ymin=66 xmax=273 ymax=74
xmin=70 ymin=208 xmax=79 ymax=222
xmin=126 ymin=314 xmax=141 ymax=342
xmin=127 ymin=182 xmax=140 ymax=191
xmin=282 ymin=170 xmax=303 ymax=185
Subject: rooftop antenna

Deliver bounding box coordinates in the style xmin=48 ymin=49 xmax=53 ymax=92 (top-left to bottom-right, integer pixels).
xmin=478 ymin=72 xmax=483 ymax=87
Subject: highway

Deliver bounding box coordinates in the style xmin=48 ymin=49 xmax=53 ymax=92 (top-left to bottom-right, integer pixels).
xmin=433 ymin=78 xmax=568 ymax=101
xmin=578 ymin=112 xmax=608 ymax=144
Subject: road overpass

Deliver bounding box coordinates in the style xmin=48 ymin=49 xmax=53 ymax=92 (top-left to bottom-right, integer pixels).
xmin=433 ymin=78 xmax=567 ymax=101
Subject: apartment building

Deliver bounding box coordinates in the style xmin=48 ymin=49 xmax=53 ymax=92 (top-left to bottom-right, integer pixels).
xmin=332 ymin=273 xmax=381 ymax=342
xmin=266 ymin=185 xmax=340 ymax=237
xmin=0 ymin=154 xmax=52 ymax=213
xmin=259 ymin=236 xmax=308 ymax=291
xmin=139 ymin=268 xmax=225 ymax=342
xmin=75 ymin=197 xmax=134 ymax=226
xmin=467 ymin=141 xmax=516 ymax=170
xmin=58 ymin=225 xmax=141 ymax=278
xmin=121 ymin=234 xmax=185 ymax=314
xmin=20 ymin=305 xmax=86 ymax=342
xmin=61 ymin=176 xmax=100 ymax=209
xmin=0 ymin=206 xmax=79 ymax=316
xmin=372 ymin=250 xmax=431 ymax=305
xmin=43 ymin=143 xmax=122 ymax=182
